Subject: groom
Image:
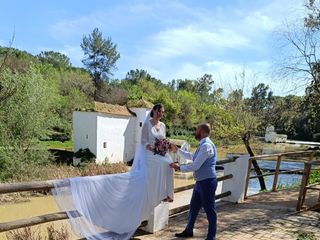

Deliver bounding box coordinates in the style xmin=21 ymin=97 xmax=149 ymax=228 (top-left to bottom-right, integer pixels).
xmin=170 ymin=123 xmax=217 ymax=240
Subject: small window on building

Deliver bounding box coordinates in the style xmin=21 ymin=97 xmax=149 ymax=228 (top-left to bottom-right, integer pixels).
xmin=140 ymin=122 xmax=143 ymax=127
xmin=103 ymin=142 xmax=107 ymax=148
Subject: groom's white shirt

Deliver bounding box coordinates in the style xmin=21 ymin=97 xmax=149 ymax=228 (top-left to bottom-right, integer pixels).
xmin=178 ymin=137 xmax=214 ymax=172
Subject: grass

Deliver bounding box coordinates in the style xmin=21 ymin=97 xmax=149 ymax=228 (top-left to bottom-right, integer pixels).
xmin=277 ymin=182 xmax=300 ymax=190
xmin=296 ymin=231 xmax=317 ymax=240
xmin=38 ymin=140 xmax=73 ymax=150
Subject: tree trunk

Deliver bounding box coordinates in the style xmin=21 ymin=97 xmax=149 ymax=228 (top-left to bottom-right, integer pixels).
xmin=242 ymin=132 xmax=267 ymax=191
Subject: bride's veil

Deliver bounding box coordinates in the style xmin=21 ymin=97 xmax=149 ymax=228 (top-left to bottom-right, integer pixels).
xmin=52 ymin=111 xmax=152 ymax=240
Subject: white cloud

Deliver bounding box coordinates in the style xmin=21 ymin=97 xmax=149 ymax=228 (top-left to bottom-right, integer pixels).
xmin=49 ymin=15 xmax=104 ymax=40
xmin=59 ymin=45 xmax=84 ymax=66
xmin=147 ymin=26 xmax=251 ymax=60
xmin=46 ymin=0 xmax=307 ymax=96
xmin=128 ymin=0 xmax=307 ymax=96
xmin=244 ymin=11 xmax=278 ymax=31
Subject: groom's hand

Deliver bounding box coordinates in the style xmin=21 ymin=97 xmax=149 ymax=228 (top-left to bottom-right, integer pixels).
xmin=170 ymin=163 xmax=180 ymax=171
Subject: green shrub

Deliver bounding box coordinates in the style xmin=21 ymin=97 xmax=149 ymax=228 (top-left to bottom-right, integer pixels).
xmin=74 ymin=148 xmax=96 ymax=165
xmin=309 ymin=170 xmax=320 ymax=185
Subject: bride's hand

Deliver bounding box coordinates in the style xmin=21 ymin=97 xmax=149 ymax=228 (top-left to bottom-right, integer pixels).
xmin=146 ymin=144 xmax=155 ymax=152
xmin=169 ymin=144 xmax=178 ymax=153
xmin=169 ymin=163 xmax=180 ymax=171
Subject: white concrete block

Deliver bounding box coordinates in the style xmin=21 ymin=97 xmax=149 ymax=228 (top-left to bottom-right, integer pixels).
xmin=142 ymin=202 xmax=169 ymax=233
xmin=216 ymin=176 xmax=223 ymax=196
xmin=222 ymin=154 xmax=250 ymax=203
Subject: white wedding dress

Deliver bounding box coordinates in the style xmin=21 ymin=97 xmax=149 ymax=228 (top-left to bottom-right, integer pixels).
xmin=52 ymin=114 xmax=174 ymax=240
xmin=141 ymin=119 xmax=174 ymax=208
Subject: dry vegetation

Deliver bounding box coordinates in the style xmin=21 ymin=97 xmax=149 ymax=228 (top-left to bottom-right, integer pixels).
xmin=0 ymin=162 xmax=129 ymax=204
xmin=6 ymin=225 xmax=70 ymax=240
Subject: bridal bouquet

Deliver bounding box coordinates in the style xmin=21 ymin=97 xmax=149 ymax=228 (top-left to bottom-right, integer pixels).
xmin=154 ymin=138 xmax=171 ymax=156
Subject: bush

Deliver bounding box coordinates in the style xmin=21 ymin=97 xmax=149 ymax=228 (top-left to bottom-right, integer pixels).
xmin=309 ymin=170 xmax=320 ymax=185
xmin=74 ymin=148 xmax=96 ymax=165
xmin=169 ymin=134 xmax=198 ymax=147
xmin=0 ymin=147 xmax=51 ymax=182
xmin=312 ymin=133 xmax=320 ymax=142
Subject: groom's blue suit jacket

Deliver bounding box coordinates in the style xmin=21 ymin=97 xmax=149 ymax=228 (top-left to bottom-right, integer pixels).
xmin=193 ymin=138 xmax=217 ymax=181
xmin=179 ymin=137 xmax=217 ymax=181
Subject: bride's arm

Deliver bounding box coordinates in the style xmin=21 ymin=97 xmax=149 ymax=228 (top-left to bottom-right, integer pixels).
xmin=141 ymin=121 xmax=154 ymax=151
xmin=177 ymin=149 xmax=193 ymax=160
xmin=162 ymin=122 xmax=166 ymax=138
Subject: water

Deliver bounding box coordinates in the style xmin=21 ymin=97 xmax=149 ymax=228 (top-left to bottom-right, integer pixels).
xmin=247 ymin=143 xmax=308 ymax=195
xmin=0 ymin=196 xmax=76 ymax=239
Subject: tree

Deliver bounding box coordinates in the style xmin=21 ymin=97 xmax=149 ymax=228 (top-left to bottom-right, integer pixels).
xmin=195 ymin=74 xmax=214 ymax=98
xmin=0 ymin=47 xmax=37 ymax=73
xmin=81 ymin=28 xmax=120 ymax=99
xmin=37 ymin=51 xmax=71 ymax=69
xmin=175 ymin=74 xmax=214 ymax=101
xmin=0 ymin=67 xmax=53 ymax=180
xmin=277 ymin=0 xmax=320 ymax=140
xmin=248 ymin=83 xmax=273 ymax=115
xmin=176 ymin=79 xmax=196 ymax=92
xmin=125 ymin=69 xmax=151 ymax=84
xmin=246 ymin=83 xmax=273 ymax=134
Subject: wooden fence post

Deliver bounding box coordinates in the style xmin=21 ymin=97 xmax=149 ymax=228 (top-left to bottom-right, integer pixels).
xmin=272 ymin=155 xmax=282 ymax=192
xmin=296 ymin=162 xmax=312 ymax=211
xmin=244 ymin=158 xmax=252 ymax=199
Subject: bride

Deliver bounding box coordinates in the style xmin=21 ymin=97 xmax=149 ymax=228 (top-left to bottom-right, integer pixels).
xmin=142 ymin=103 xmax=174 ymax=204
xmin=52 ymin=103 xmax=174 ymax=240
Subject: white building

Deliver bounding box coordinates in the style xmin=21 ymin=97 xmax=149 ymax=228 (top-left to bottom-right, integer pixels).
xmin=73 ymin=101 xmax=152 ymax=164
xmin=265 ymin=125 xmax=287 ymax=143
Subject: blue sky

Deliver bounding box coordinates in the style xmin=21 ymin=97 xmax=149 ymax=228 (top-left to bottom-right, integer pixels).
xmin=0 ymin=0 xmax=306 ymax=96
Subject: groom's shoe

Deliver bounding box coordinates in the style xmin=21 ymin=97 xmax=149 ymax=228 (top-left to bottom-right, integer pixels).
xmin=175 ymin=230 xmax=193 ymax=238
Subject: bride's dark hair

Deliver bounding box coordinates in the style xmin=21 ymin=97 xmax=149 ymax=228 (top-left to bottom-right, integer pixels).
xmin=150 ymin=103 xmax=163 ymax=117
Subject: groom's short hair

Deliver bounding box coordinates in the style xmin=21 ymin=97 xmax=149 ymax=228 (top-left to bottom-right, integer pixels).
xmin=199 ymin=123 xmax=211 ymax=136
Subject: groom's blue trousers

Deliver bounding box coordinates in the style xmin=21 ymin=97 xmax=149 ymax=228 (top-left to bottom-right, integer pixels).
xmin=185 ymin=177 xmax=217 ymax=240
